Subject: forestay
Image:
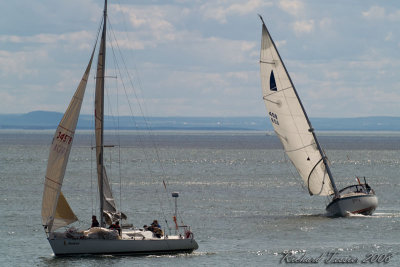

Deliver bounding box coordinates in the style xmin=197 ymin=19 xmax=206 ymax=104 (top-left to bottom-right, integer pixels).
xmin=259 ymin=20 xmax=333 ymax=196
xmin=42 ymin=50 xmax=95 ymax=232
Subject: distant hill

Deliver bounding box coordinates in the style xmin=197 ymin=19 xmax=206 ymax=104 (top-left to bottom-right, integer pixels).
xmin=0 ymin=111 xmax=269 ymax=131
xmin=1 ymin=111 xmax=400 ymax=131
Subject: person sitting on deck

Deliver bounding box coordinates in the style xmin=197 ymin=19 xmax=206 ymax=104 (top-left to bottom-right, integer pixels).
xmin=147 ymin=220 xmax=162 ymax=238
xmin=91 ymin=215 xmax=99 ymax=228
xmin=151 ymin=220 xmax=161 ymax=228
xmin=365 ymin=183 xmax=371 ymax=192
xmin=109 ymin=221 xmax=121 ymax=235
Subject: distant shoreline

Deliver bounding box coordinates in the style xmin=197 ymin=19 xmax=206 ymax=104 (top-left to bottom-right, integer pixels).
xmin=2 ymin=111 xmax=400 ymax=131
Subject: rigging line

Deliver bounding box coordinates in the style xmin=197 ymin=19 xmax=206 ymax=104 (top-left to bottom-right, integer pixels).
xmin=86 ymin=13 xmax=104 ymax=218
xmin=106 ymin=24 xmax=124 ymax=215
xmin=283 ymin=151 xmax=306 ymax=191
xmin=113 ymin=2 xmax=174 ymax=243
xmin=91 ymin=72 xmax=99 ymax=217
xmin=106 ymin=18 xmax=155 ymax=189
xmin=108 ymin=22 xmax=171 ymax=186
xmin=107 ymin=17 xmax=174 ymax=207
xmin=107 ymin=19 xmax=172 ymax=227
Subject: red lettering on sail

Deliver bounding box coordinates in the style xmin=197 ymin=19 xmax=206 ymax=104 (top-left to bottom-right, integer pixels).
xmin=56 ymin=131 xmax=73 ymax=144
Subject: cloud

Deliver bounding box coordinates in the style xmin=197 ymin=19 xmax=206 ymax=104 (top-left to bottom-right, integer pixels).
xmin=0 ymin=50 xmax=47 ymax=78
xmin=292 ymin=20 xmax=314 ymax=35
xmin=385 ymin=32 xmax=393 ymax=41
xmin=200 ymin=0 xmax=272 ymax=23
xmin=275 ymin=40 xmax=287 ymax=48
xmin=112 ymin=4 xmax=174 ymax=33
xmin=139 ymin=69 xmax=260 ymax=116
xmin=0 ymin=31 xmax=93 ymax=50
xmin=319 ymin=17 xmax=332 ymax=30
xmin=278 ymin=0 xmax=304 ymax=17
xmin=362 ymin=6 xmax=386 ymax=19
xmin=363 ymin=5 xmax=400 ymax=21
xmin=388 ymin=9 xmax=400 ymax=21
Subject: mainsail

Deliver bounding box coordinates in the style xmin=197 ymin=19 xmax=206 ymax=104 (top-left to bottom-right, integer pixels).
xmin=259 ymin=17 xmax=334 ymax=196
xmin=94 ymin=7 xmax=119 ymax=225
xmin=42 ymin=51 xmax=95 ymax=232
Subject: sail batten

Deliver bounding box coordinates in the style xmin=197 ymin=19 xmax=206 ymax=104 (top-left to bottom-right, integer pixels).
xmin=259 ymin=18 xmax=334 ymax=196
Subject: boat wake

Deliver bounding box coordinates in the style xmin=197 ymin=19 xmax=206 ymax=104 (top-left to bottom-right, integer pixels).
xmin=346 ymin=212 xmax=400 ymax=218
xmin=369 ymin=212 xmax=400 ymax=218
xmin=146 ymin=251 xmax=215 ymax=258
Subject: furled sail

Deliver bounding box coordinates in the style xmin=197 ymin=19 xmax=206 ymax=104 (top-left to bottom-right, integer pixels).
xmin=94 ymin=17 xmax=118 ymax=221
xmin=42 ymin=51 xmax=95 ymax=232
xmin=259 ymin=18 xmax=333 ymax=196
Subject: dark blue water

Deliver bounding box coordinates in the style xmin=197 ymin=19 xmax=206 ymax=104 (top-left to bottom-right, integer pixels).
xmin=1 ymin=130 xmax=399 ymax=266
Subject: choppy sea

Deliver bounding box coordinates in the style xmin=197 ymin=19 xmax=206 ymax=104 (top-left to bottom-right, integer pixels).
xmin=1 ymin=130 xmax=399 ymax=266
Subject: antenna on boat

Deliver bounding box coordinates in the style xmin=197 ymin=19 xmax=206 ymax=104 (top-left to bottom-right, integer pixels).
xmin=172 ymin=192 xmax=179 ymax=234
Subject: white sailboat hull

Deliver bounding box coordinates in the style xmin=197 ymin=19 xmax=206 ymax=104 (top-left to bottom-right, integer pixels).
xmin=48 ymin=236 xmax=198 ymax=256
xmin=326 ymin=194 xmax=378 ymax=217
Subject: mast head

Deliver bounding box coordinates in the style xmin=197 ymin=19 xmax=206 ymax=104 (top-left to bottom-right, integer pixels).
xmin=258 ymin=14 xmax=266 ymax=26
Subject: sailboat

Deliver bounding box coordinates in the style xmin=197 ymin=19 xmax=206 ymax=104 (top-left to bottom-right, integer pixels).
xmin=258 ymin=16 xmax=378 ymax=217
xmin=41 ymin=0 xmax=198 ymax=256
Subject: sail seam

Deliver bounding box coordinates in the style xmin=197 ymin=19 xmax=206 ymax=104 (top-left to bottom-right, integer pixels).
xmin=285 ymin=142 xmax=316 ymax=153
xmin=58 ymin=125 xmax=75 ymax=134
xmin=263 ymin=97 xmax=280 ymax=105
xmin=45 ymin=176 xmax=62 ymax=186
xmin=72 ymin=94 xmax=84 ymax=101
xmin=262 ymin=86 xmax=292 ymax=98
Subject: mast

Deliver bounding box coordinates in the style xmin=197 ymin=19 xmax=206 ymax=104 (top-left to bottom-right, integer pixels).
xmin=259 ymin=16 xmax=339 ymax=198
xmin=99 ymin=0 xmax=107 ymax=227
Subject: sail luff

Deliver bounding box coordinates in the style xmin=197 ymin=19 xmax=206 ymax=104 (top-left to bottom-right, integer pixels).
xmin=259 ymin=16 xmax=338 ymax=196
xmin=42 ymin=50 xmax=95 ymax=233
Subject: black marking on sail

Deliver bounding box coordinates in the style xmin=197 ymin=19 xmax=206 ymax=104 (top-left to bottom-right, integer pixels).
xmin=307 ymin=157 xmax=324 ymax=195
xmin=270 ymin=70 xmax=277 ymax=91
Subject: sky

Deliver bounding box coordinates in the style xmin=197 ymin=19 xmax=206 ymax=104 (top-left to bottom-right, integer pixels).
xmin=0 ymin=0 xmax=399 ymax=118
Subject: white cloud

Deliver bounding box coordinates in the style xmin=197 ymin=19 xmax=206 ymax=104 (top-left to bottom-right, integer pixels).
xmin=363 ymin=6 xmax=400 ymax=21
xmin=319 ymin=17 xmax=332 ymax=30
xmin=0 ymin=50 xmax=47 ymax=78
xmin=275 ymin=40 xmax=287 ymax=48
xmin=200 ymin=0 xmax=272 ymax=23
xmin=385 ymin=32 xmax=393 ymax=41
xmin=278 ymin=0 xmax=304 ymax=17
xmin=362 ymin=6 xmax=385 ymax=19
xmin=1 ymin=0 xmax=399 ymax=117
xmin=388 ymin=9 xmax=400 ymax=21
xmin=0 ymin=31 xmax=93 ymax=50
xmin=292 ymin=20 xmax=314 ymax=35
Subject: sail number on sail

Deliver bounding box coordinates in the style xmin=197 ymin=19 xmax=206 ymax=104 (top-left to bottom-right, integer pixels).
xmin=268 ymin=112 xmax=279 ymax=125
xmin=56 ymin=131 xmax=73 ymax=144
xmin=51 ymin=131 xmax=73 ymax=155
